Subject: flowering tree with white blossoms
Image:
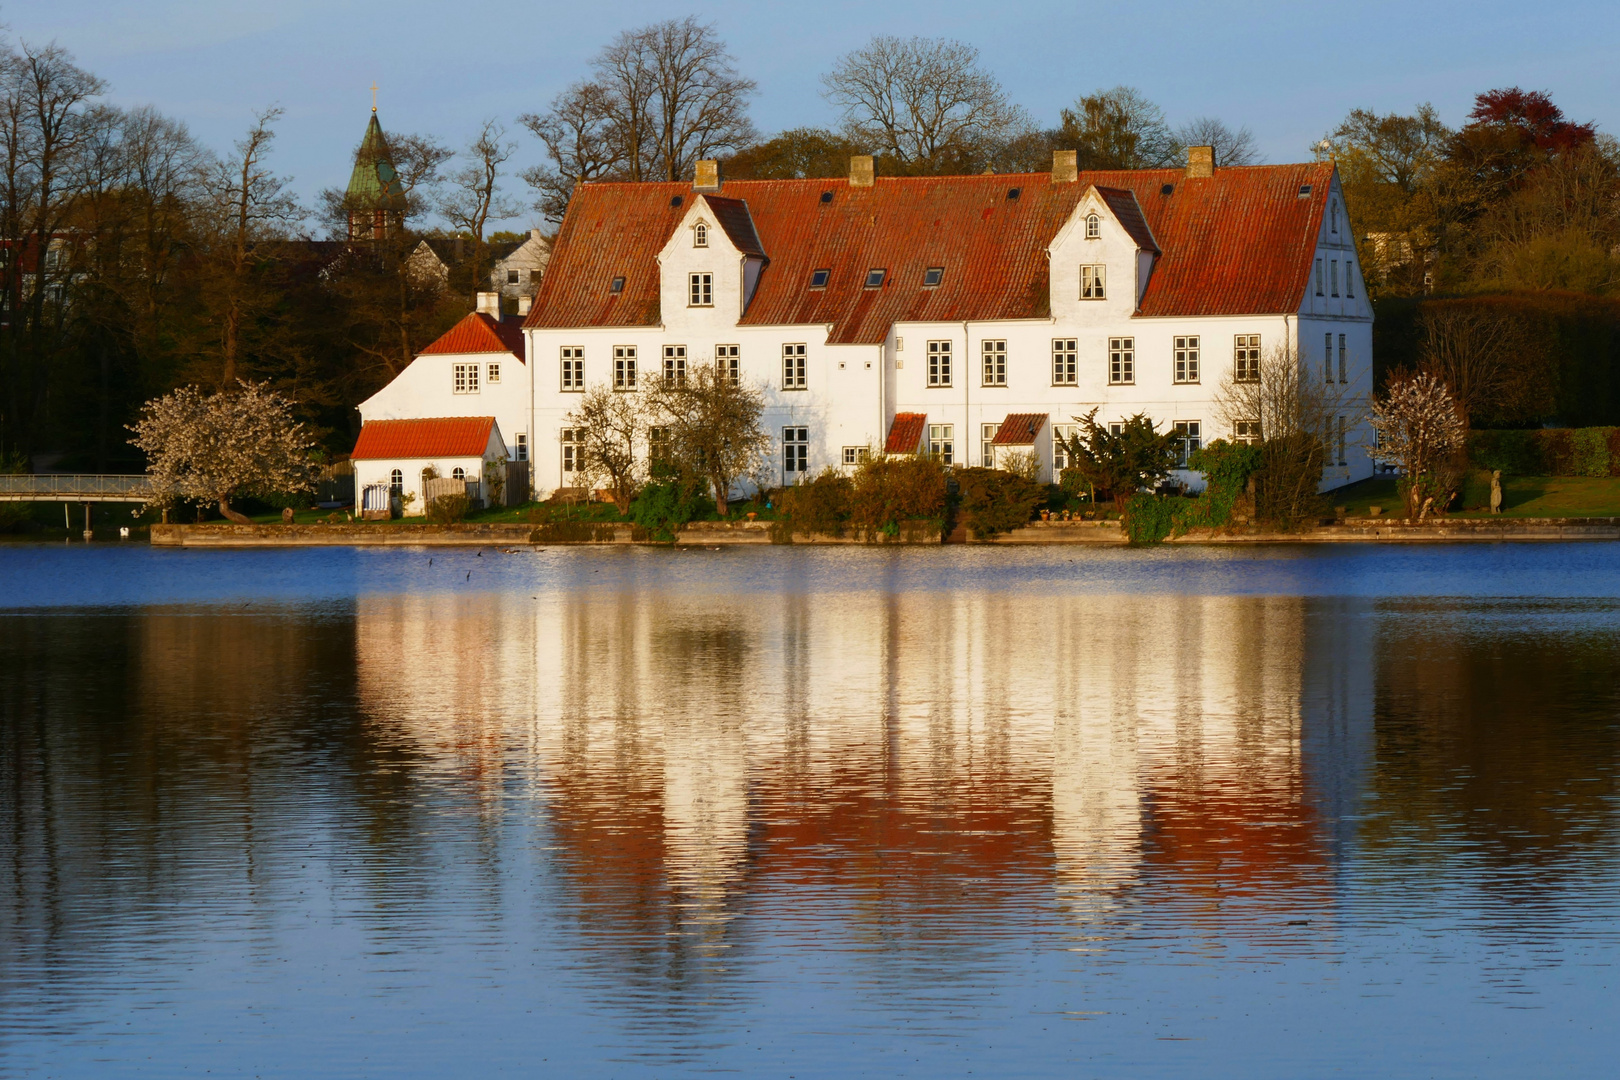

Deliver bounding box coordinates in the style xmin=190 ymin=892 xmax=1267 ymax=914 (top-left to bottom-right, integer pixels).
xmin=129 ymin=382 xmax=317 ymax=523
xmin=1368 ymin=371 xmax=1466 ymax=519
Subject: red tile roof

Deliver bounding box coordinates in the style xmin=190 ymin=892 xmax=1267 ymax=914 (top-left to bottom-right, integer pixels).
xmin=525 ymin=164 xmax=1334 ymax=344
xmin=886 ymin=413 xmax=927 ymax=454
xmin=352 ymin=417 xmax=496 ymax=460
xmin=992 ymin=413 xmax=1048 ymax=446
xmin=703 ymin=195 xmax=766 ymax=257
xmin=419 ymin=312 xmax=526 ymax=362
xmin=1096 ymin=187 xmax=1158 ymax=253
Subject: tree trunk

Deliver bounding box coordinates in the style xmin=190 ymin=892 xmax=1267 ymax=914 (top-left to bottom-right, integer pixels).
xmin=218 ymin=497 xmax=251 ymax=525
xmin=712 ymin=474 xmax=728 ymax=517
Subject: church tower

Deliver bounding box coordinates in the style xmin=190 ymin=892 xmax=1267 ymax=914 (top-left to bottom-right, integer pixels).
xmin=345 ymin=103 xmax=405 ymax=240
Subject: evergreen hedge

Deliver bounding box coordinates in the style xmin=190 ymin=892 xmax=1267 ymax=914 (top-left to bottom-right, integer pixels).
xmin=1468 ymin=428 xmax=1620 ymax=476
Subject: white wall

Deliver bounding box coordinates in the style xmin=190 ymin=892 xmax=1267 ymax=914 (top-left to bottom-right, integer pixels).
xmin=359 ymin=351 xmax=530 ymax=468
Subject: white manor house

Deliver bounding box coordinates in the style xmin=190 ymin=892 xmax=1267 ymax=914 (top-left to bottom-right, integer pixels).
xmin=356 ymin=147 xmax=1372 ymax=507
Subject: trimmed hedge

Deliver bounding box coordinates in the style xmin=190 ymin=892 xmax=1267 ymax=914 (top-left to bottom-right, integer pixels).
xmin=1468 ymin=427 xmax=1620 ymax=476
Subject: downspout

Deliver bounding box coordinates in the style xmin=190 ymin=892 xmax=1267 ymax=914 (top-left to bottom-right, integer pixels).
xmin=963 ymin=321 xmax=971 ymax=466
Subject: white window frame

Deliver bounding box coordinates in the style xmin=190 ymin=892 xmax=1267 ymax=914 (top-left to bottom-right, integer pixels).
xmin=1234 ymin=334 xmax=1261 ymax=383
xmin=927 ymin=424 xmax=954 ymax=466
xmin=453 ymin=362 xmax=479 ymax=394
xmin=981 ymin=423 xmax=999 ymax=468
xmin=560 ymin=346 xmax=584 ymax=392
xmin=783 ymin=426 xmax=808 ymax=477
xmin=782 ymin=343 xmax=807 ymax=390
xmin=389 ymin=468 xmax=403 ymax=493
xmin=1234 ymin=420 xmax=1261 ymax=444
xmin=1173 ymin=421 xmax=1201 ymax=467
xmin=560 ymin=428 xmax=579 ymax=478
xmin=514 ymin=433 xmax=528 ymax=462
xmin=506 ymin=269 xmax=519 ymax=284
xmin=1108 ymin=337 xmax=1134 ymax=385
xmin=663 ymin=345 xmax=686 ymax=386
xmin=1173 ymin=335 xmax=1200 ymax=384
xmin=927 ymin=340 xmax=952 ymax=387
xmin=717 ymin=344 xmax=740 ymax=387
xmin=842 ymin=446 xmax=870 ymax=466
xmin=486 ymin=361 xmax=501 ymax=385
xmin=693 ymin=222 xmax=708 ymax=247
xmin=1084 ymin=212 xmax=1100 ymax=240
xmin=1051 ymin=338 xmax=1077 ymax=386
xmin=982 ymin=340 xmax=1007 ymax=387
xmin=1052 ymin=423 xmax=1079 ymax=472
xmin=451 ymin=466 xmax=467 ymax=481
xmin=688 ymin=272 xmax=712 ymax=307
xmin=613 ymin=345 xmax=637 ymax=390
xmin=1080 ymin=264 xmax=1106 ymax=300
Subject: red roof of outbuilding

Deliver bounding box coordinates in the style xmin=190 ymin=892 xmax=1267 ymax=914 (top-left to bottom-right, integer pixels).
xmin=525 ymin=164 xmax=1334 ymax=344
xmin=419 ymin=311 xmax=526 ymax=362
xmin=352 ymin=417 xmax=497 ymax=460
xmin=992 ymin=413 xmax=1048 ymax=445
xmin=886 ymin=413 xmax=927 ymax=454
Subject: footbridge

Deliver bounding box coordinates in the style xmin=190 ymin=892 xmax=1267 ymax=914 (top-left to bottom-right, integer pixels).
xmin=0 ymin=474 xmax=152 ymax=540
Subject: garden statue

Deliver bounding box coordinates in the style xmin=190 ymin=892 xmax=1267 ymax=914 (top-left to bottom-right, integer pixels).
xmin=1490 ymin=471 xmax=1503 ymax=514
xmin=282 ymin=507 xmax=295 ymax=524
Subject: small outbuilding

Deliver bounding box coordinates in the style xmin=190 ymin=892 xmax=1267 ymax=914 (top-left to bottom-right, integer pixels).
xmin=352 ymin=416 xmax=507 ymax=517
xmin=990 ymin=413 xmax=1052 ymax=481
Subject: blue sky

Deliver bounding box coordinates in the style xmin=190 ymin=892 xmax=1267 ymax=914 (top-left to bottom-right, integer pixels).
xmin=10 ymin=0 xmax=1617 ymax=231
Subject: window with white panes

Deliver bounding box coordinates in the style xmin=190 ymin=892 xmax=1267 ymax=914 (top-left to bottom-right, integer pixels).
xmin=927 ymin=340 xmax=952 ymax=387
xmin=928 ymin=424 xmax=954 ymax=465
xmin=693 ymin=222 xmax=707 ymax=247
xmin=1080 ymin=264 xmax=1106 ymax=299
xmin=842 ymin=447 xmax=870 ymax=466
xmin=613 ymin=345 xmax=637 ymax=390
xmin=648 ymin=426 xmax=672 ymax=466
xmin=981 ymin=424 xmax=999 ymax=467
xmin=982 ymin=340 xmax=1007 ymax=386
xmin=389 ymin=469 xmax=403 ymax=493
xmin=688 ymin=273 xmax=712 ymax=307
xmin=451 ymin=467 xmax=466 ymax=481
xmin=783 ymin=427 xmax=808 ymax=477
xmin=1235 ymin=334 xmax=1261 ymax=383
xmin=782 ymin=343 xmax=807 ymax=390
xmin=514 ymin=433 xmax=528 ymax=462
xmin=1338 ymin=333 xmax=1348 ymax=383
xmin=663 ymin=345 xmax=686 ymax=386
xmin=560 ymin=428 xmax=579 ymax=477
xmin=1085 ymin=212 xmax=1100 ymax=239
xmin=1108 ymin=337 xmax=1134 ymax=385
xmin=1052 ymin=338 xmax=1077 ymax=386
xmin=717 ymin=344 xmax=740 ymax=386
xmin=487 ymin=362 xmax=501 ymax=384
xmin=1234 ymin=420 xmax=1261 ymax=444
xmin=1173 ymin=335 xmax=1200 ymax=383
xmin=453 ymin=362 xmax=479 ymax=394
xmin=1173 ymin=421 xmax=1201 ymax=466
xmin=1052 ymin=424 xmax=1079 ymax=471
xmin=560 ymin=347 xmax=584 ymax=391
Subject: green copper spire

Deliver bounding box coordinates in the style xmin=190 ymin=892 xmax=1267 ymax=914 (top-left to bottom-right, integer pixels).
xmin=345 ymin=112 xmax=404 ymax=206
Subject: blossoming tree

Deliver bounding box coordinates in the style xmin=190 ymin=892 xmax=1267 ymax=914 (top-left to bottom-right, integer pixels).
xmin=1368 ymin=371 xmax=1466 ymax=519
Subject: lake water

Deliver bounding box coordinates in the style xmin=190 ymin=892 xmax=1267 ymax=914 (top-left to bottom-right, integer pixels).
xmin=1 ymin=543 xmax=1617 ymax=1078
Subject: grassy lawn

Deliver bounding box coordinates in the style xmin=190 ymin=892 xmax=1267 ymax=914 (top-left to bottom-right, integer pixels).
xmin=1329 ymin=474 xmax=1620 ymax=519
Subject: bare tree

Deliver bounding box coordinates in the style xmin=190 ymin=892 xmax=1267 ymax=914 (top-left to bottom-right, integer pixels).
xmin=646 ymin=360 xmax=771 ymax=516
xmin=439 ymin=119 xmax=521 ymax=242
xmin=520 ymin=18 xmax=755 ymax=221
xmin=565 ymin=384 xmax=644 ymax=513
xmin=196 ymin=107 xmax=301 ymax=389
xmin=1416 ymin=303 xmax=1552 ymax=426
xmin=821 ymin=36 xmax=1032 ymax=172
xmin=1172 ymin=116 xmax=1261 ymax=166
xmin=1368 ymin=371 xmax=1466 ymax=519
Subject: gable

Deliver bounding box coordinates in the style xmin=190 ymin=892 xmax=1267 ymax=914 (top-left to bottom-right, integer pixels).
xmin=527 ymin=164 xmax=1334 ymax=342
xmin=420 ymin=312 xmax=526 ymax=361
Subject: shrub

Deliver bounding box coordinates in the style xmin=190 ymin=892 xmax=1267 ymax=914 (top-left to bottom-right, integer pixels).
xmin=1125 ymin=493 xmax=1182 ymax=545
xmin=1572 ymin=427 xmax=1613 ymax=477
xmin=427 ymin=493 xmax=469 ymax=523
xmin=849 ymin=454 xmax=948 ymax=538
xmin=1180 ymin=440 xmax=1262 ymax=531
xmin=1537 ymin=428 xmax=1575 ymax=476
xmin=629 ymin=478 xmax=706 ymax=542
xmin=1255 ymin=430 xmax=1327 ymax=530
xmin=1468 ymin=429 xmax=1541 ymax=474
xmin=780 ymin=467 xmax=854 ymax=537
xmin=953 ymin=467 xmax=1044 ymax=540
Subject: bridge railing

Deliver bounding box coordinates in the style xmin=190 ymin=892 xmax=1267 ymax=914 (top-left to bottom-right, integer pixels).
xmin=0 ymin=474 xmax=153 ymax=499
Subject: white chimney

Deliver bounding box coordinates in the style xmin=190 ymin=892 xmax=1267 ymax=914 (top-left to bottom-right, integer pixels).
xmin=516 ymin=295 xmax=532 ymax=317
xmin=476 ymin=292 xmax=500 ymax=317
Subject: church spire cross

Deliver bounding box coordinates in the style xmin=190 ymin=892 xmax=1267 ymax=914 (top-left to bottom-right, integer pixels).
xmin=370 ymin=82 xmax=378 ymax=112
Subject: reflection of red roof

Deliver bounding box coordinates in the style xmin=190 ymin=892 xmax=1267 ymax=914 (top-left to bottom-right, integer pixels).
xmin=526 ymin=164 xmax=1334 ymax=343
xmin=419 ymin=312 xmax=526 ymax=362
xmin=886 ymin=413 xmax=926 ymax=454
xmin=352 ymin=417 xmax=496 ymax=460
xmin=993 ymin=413 xmax=1048 ymax=446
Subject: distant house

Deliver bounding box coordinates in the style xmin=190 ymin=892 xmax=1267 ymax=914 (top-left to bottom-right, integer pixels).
xmin=489 ymin=230 xmax=551 ymax=302
xmin=352 ymin=416 xmax=508 ymax=517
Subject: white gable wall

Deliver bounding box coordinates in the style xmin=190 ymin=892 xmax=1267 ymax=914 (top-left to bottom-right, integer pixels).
xmin=359 ymin=351 xmax=531 ymax=467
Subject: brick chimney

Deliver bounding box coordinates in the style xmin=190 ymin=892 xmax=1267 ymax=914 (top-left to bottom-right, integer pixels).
xmin=1052 ymin=149 xmax=1078 ymax=184
xmin=849 ymin=155 xmax=875 ymax=188
xmin=1186 ymin=145 xmax=1216 ymax=179
xmin=693 ymin=159 xmax=721 ymax=193
xmin=476 ymin=292 xmax=500 ymax=317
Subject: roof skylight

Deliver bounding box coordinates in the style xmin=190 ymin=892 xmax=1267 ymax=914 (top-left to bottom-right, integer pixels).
xmin=864 ymin=268 xmax=886 ymax=288
xmin=809 ymin=268 xmax=830 ymax=289
xmin=922 ymin=267 xmax=944 ymax=287
xmin=610 ymin=276 xmax=625 ymax=293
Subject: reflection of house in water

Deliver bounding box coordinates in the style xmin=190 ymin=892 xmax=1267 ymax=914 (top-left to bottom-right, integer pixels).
xmin=351 ymin=583 xmax=1375 ymax=947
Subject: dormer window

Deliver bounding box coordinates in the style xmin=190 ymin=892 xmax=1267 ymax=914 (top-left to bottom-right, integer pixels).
xmin=610 ymin=276 xmax=625 ymax=293
xmin=809 ymin=268 xmax=830 ymax=289
xmin=1080 ymin=264 xmax=1106 ymax=300
xmin=1085 ymin=213 xmax=1100 ymax=239
xmin=694 ymin=222 xmax=708 ymax=247
xmin=923 ymin=267 xmax=944 ymax=287
xmin=864 ymin=268 xmax=886 ymax=289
